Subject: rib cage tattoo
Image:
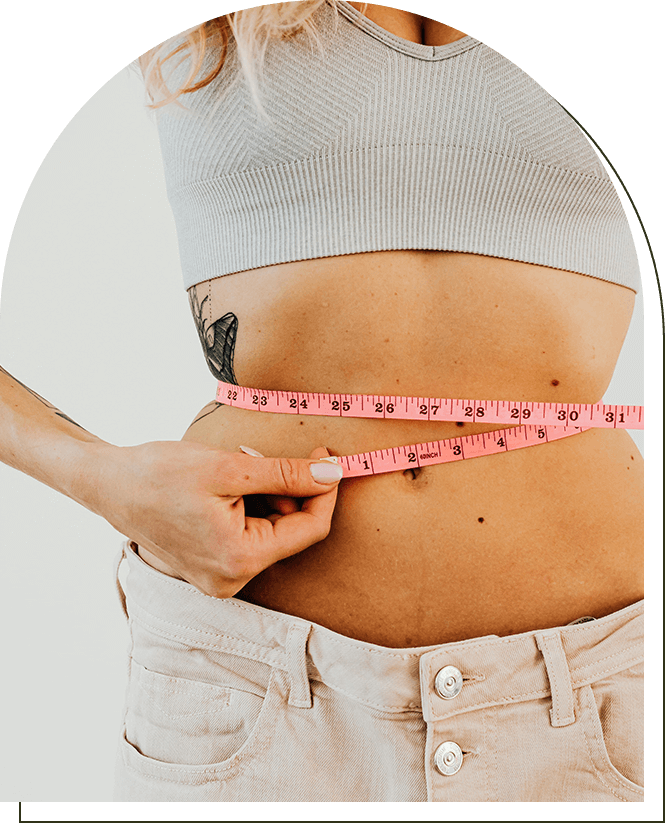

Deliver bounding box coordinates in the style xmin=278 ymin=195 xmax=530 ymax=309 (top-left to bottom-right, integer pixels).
xmin=188 ymin=286 xmax=238 ymax=385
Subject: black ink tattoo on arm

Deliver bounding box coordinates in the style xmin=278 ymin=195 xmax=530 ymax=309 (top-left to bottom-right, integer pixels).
xmin=0 ymin=365 xmax=89 ymax=432
xmin=188 ymin=287 xmax=239 ymax=384
xmin=185 ymin=400 xmax=225 ymax=431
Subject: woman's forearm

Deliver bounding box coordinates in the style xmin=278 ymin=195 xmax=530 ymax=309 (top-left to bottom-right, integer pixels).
xmin=0 ymin=364 xmax=114 ymax=512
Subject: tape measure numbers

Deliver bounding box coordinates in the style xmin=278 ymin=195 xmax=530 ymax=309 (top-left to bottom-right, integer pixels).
xmin=216 ymin=381 xmax=643 ymax=478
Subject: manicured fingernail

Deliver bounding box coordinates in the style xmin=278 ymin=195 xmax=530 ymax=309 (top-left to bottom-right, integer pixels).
xmin=310 ymin=461 xmax=344 ymax=483
xmin=239 ymin=445 xmax=264 ymax=457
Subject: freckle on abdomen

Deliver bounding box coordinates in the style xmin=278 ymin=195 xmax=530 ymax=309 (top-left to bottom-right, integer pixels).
xmin=551 ymin=379 xmax=560 ymax=386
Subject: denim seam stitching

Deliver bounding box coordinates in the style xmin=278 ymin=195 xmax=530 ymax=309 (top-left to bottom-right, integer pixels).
xmin=578 ymin=687 xmax=643 ymax=800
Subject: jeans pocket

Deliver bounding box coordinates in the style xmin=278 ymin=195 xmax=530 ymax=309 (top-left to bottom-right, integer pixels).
xmin=577 ymin=662 xmax=644 ymax=801
xmin=121 ymin=659 xmax=285 ymax=784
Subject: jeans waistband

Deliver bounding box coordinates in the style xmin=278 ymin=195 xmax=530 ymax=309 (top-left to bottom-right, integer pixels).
xmin=117 ymin=540 xmax=644 ymax=717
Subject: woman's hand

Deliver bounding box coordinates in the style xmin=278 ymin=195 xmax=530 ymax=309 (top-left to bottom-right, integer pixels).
xmin=80 ymin=440 xmax=343 ymax=598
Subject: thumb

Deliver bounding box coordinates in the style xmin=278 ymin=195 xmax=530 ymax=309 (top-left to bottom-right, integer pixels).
xmin=230 ymin=446 xmax=344 ymax=497
xmin=304 ymin=445 xmax=347 ymax=484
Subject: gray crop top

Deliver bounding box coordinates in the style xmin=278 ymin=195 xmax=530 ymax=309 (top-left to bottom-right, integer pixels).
xmin=155 ymin=0 xmax=640 ymax=293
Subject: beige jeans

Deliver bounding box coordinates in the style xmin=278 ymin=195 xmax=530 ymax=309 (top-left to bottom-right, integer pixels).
xmin=113 ymin=540 xmax=644 ymax=802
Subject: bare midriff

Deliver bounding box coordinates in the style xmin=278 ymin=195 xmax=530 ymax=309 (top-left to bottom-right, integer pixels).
xmin=138 ymin=250 xmax=644 ymax=647
xmin=138 ymin=7 xmax=643 ymax=647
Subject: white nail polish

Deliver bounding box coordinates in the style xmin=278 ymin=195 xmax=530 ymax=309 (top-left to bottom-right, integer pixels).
xmin=239 ymin=445 xmax=264 ymax=457
xmin=310 ymin=461 xmax=344 ymax=483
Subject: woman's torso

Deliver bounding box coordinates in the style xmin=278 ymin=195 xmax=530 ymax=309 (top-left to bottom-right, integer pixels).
xmin=139 ymin=5 xmax=643 ymax=647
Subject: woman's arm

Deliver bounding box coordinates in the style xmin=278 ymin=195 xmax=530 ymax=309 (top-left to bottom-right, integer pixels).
xmin=0 ymin=364 xmax=343 ymax=596
xmin=0 ymin=364 xmax=108 ymax=507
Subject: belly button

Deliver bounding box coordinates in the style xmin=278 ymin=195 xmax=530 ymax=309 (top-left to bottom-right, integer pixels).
xmin=403 ymin=467 xmax=423 ymax=481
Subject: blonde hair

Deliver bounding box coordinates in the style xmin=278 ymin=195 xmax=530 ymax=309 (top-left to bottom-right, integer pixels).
xmin=138 ymin=2 xmax=367 ymax=112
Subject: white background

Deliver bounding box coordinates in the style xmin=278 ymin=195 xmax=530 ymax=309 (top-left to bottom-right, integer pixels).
xmin=0 ymin=0 xmax=662 ymax=820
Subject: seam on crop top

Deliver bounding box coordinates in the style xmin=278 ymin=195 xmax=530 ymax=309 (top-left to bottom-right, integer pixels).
xmin=169 ymin=140 xmax=615 ymax=197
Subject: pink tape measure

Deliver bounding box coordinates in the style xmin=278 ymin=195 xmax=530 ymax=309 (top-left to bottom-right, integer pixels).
xmin=216 ymin=381 xmax=644 ymax=478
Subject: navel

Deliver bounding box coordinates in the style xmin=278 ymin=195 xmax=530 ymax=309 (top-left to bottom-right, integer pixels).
xmin=403 ymin=467 xmax=423 ymax=481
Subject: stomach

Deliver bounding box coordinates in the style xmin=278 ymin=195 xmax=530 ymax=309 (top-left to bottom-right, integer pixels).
xmin=140 ymin=250 xmax=643 ymax=647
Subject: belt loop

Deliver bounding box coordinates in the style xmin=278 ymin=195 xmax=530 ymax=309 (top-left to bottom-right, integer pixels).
xmin=114 ymin=541 xmax=130 ymax=622
xmin=286 ymin=623 xmax=313 ymax=709
xmin=535 ymin=631 xmax=575 ymax=727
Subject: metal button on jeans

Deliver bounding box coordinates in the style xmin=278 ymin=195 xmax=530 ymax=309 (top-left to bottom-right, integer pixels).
xmin=434 ymin=741 xmax=463 ymax=776
xmin=434 ymin=665 xmax=463 ymax=699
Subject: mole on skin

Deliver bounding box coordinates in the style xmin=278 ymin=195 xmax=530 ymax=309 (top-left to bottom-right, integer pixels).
xmin=551 ymin=379 xmax=560 ymax=386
